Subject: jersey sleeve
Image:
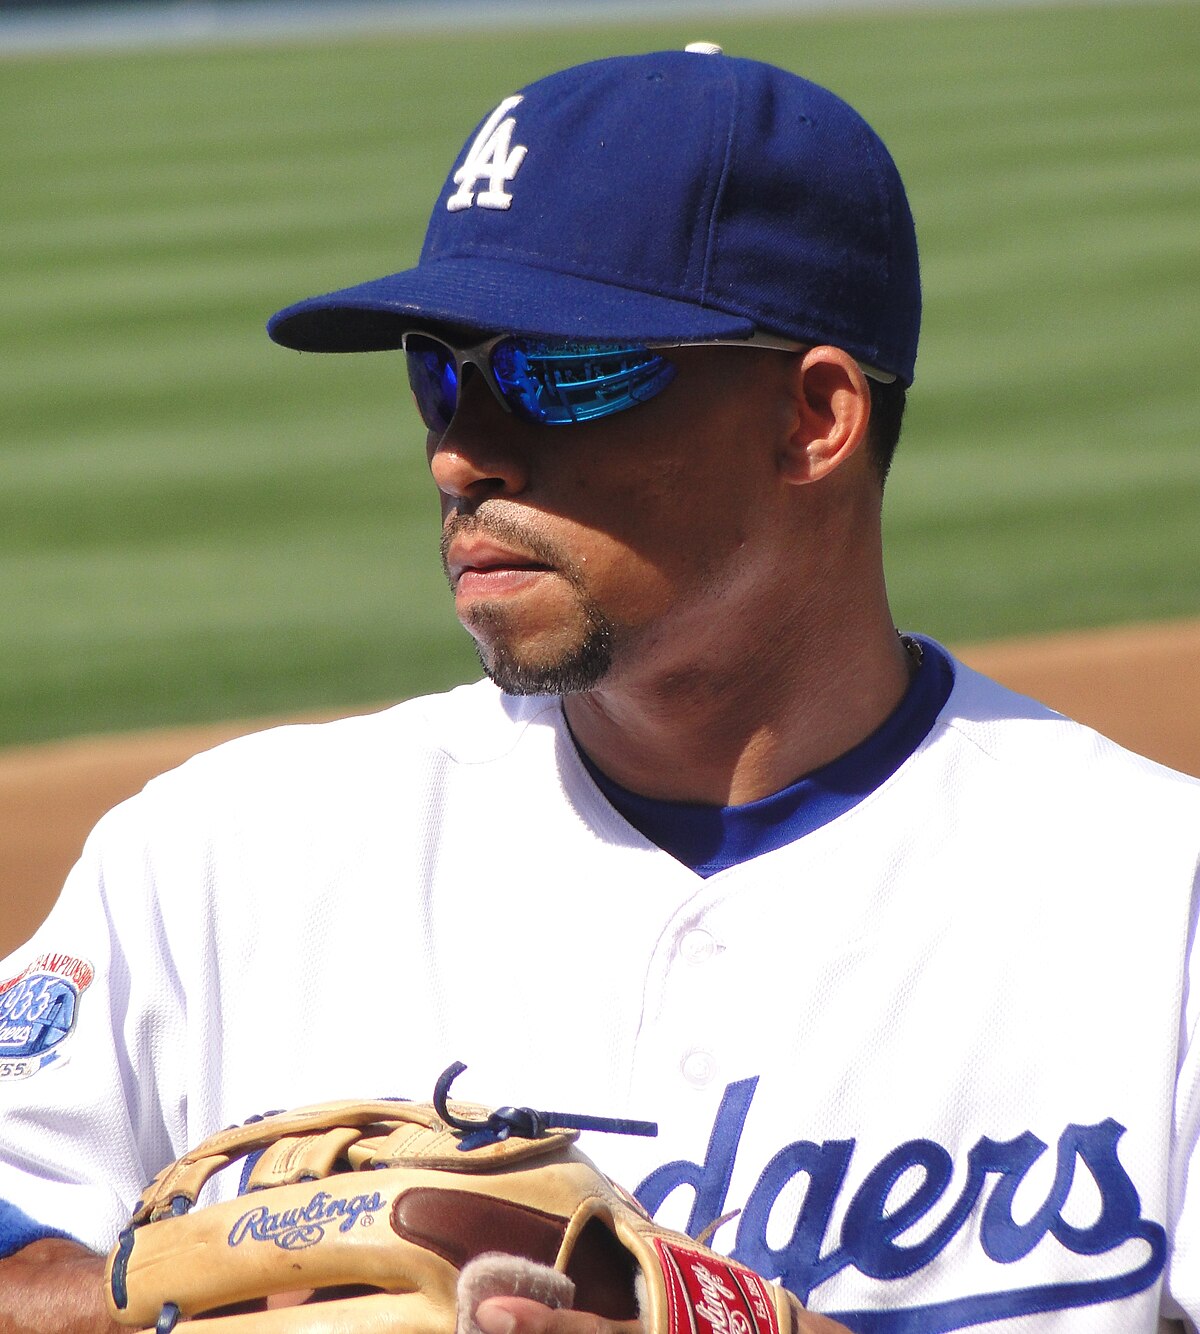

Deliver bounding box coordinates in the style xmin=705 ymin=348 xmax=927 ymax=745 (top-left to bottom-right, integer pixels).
xmin=1162 ymin=857 xmax=1200 ymax=1329
xmin=0 ymin=788 xmax=189 ymax=1255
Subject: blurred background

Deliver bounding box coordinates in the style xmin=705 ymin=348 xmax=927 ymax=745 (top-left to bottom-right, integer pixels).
xmin=1 ymin=0 xmax=1198 ymax=941
xmin=3 ymin=0 xmax=1197 ymax=747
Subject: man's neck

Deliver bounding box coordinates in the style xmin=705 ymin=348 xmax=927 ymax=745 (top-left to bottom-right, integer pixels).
xmin=561 ymin=618 xmax=917 ymax=807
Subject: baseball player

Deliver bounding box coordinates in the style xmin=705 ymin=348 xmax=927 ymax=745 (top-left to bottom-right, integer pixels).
xmin=1 ymin=45 xmax=1199 ymax=1334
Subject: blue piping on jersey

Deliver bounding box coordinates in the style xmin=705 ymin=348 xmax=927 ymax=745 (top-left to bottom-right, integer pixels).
xmin=577 ymin=637 xmax=955 ymax=877
xmin=0 ymin=1197 xmax=77 ymax=1259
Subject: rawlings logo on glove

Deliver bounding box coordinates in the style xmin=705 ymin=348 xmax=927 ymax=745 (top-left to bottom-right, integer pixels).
xmin=104 ymin=1064 xmax=810 ymax=1334
xmin=227 ymin=1187 xmax=388 ymax=1249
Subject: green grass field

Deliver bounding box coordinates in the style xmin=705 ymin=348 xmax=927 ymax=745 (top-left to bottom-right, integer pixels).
xmin=1 ymin=1 xmax=1198 ymax=747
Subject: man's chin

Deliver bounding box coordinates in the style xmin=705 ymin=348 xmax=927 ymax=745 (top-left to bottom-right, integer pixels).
xmin=475 ymin=630 xmax=614 ymax=698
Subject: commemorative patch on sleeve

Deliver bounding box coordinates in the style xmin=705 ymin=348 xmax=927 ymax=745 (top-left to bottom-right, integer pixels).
xmin=0 ymin=953 xmax=94 ymax=1081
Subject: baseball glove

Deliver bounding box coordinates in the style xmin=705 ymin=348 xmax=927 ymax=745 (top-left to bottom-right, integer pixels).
xmin=104 ymin=1064 xmax=808 ymax=1334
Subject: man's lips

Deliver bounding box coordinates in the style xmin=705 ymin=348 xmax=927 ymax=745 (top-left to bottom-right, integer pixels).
xmin=445 ymin=535 xmax=553 ymax=590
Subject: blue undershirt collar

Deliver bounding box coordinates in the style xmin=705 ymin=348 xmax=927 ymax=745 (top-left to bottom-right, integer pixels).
xmin=576 ymin=636 xmax=954 ymax=878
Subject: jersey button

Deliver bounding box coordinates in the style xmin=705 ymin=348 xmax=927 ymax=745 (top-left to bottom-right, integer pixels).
xmin=681 ymin=1048 xmax=717 ymax=1087
xmin=679 ymin=928 xmax=717 ymax=964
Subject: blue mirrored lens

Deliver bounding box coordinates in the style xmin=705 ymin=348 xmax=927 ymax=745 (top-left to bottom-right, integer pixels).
xmin=405 ymin=337 xmax=458 ymax=433
xmin=491 ymin=340 xmax=676 ymax=425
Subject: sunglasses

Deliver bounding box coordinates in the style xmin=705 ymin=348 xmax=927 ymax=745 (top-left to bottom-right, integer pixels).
xmin=403 ymin=330 xmax=896 ymax=433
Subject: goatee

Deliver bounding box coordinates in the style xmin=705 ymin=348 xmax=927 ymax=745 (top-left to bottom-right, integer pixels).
xmin=442 ymin=509 xmax=615 ymax=696
xmin=471 ymin=606 xmax=614 ymax=696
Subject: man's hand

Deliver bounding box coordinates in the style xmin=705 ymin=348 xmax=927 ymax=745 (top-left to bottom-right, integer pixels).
xmin=0 ymin=1237 xmax=120 ymax=1334
xmin=474 ymin=1296 xmax=855 ymax=1334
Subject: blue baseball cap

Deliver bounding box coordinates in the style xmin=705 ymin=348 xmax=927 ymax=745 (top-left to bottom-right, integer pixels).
xmin=267 ymin=46 xmax=921 ymax=385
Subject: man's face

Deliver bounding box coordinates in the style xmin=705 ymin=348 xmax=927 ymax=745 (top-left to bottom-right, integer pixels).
xmin=428 ymin=346 xmax=796 ymax=697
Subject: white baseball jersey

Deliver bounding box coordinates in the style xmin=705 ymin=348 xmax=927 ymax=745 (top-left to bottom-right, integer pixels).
xmin=1 ymin=643 xmax=1198 ymax=1333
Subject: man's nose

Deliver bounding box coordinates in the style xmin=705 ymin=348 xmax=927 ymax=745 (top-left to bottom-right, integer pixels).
xmin=426 ymin=377 xmax=531 ymax=501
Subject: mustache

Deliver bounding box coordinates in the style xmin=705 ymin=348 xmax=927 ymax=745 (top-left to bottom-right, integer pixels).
xmin=440 ymin=508 xmax=572 ymax=579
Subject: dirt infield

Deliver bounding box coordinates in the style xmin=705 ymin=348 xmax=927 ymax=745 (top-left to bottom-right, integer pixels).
xmin=3 ymin=617 xmax=1198 ymax=959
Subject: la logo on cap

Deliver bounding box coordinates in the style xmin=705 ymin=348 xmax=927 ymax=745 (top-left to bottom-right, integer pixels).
xmin=447 ymin=95 xmax=527 ymax=212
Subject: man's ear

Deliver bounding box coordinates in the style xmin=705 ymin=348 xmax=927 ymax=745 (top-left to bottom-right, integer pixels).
xmin=778 ymin=346 xmax=872 ymax=485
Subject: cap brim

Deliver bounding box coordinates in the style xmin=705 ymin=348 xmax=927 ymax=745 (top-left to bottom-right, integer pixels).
xmin=266 ymin=258 xmax=756 ymax=352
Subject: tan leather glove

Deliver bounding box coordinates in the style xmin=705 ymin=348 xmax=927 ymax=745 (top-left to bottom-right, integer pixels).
xmin=104 ymin=1068 xmax=805 ymax=1334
